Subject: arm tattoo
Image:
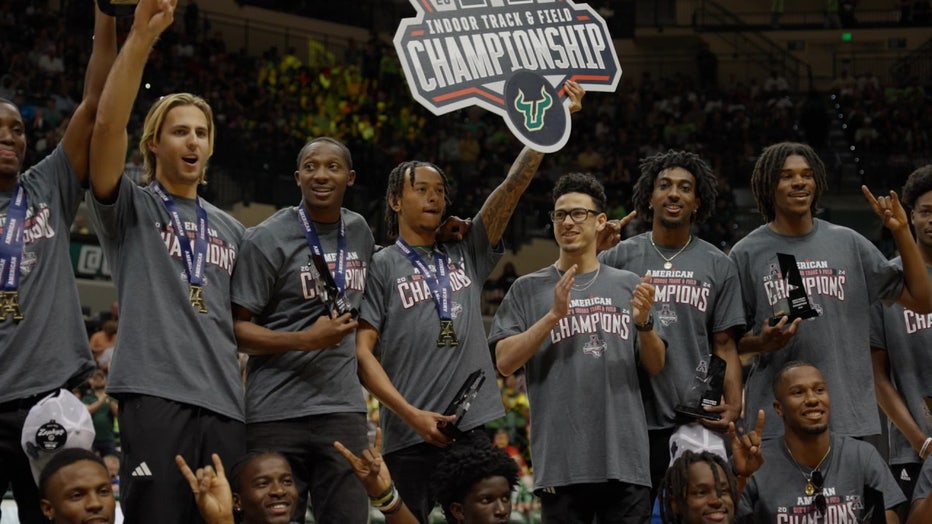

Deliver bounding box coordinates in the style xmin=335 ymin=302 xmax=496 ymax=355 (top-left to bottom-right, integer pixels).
xmin=479 ymin=147 xmax=544 ymax=245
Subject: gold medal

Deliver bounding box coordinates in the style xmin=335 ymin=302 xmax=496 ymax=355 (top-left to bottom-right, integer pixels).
xmin=0 ymin=290 xmax=24 ymax=321
xmin=189 ymin=284 xmax=208 ymax=314
xmin=437 ymin=319 xmax=459 ymax=347
xmin=804 ymin=481 xmax=815 ymax=497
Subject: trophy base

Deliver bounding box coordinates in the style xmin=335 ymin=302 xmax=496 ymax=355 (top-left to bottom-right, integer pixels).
xmin=675 ymin=404 xmax=722 ymax=421
xmin=767 ymin=307 xmax=819 ymax=326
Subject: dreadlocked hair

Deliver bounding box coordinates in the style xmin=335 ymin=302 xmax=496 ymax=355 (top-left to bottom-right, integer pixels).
xmin=431 ymin=440 xmax=519 ymax=524
xmin=633 ymin=150 xmax=719 ymax=224
xmin=659 ymin=450 xmax=737 ymax=524
xmin=553 ymin=172 xmax=607 ymax=211
xmin=750 ymin=142 xmax=827 ymax=222
xmin=901 ymin=165 xmax=932 ymax=210
xmin=384 ymin=160 xmax=452 ymax=239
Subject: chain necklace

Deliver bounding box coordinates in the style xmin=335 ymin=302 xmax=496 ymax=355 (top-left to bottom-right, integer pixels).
xmin=649 ymin=233 xmax=692 ymax=270
xmin=784 ymin=440 xmax=832 ymax=496
xmin=553 ymin=264 xmax=601 ymax=291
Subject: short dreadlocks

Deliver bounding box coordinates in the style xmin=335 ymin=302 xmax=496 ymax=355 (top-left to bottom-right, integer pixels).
xmin=384 ymin=160 xmax=452 ymax=239
xmin=750 ymin=142 xmax=827 ymax=222
xmin=632 ymin=150 xmax=718 ymax=225
xmin=659 ymin=450 xmax=737 ymax=524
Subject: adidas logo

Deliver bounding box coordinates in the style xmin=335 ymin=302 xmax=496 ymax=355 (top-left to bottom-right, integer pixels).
xmin=900 ymin=468 xmax=911 ymax=482
xmin=131 ymin=462 xmax=153 ymax=477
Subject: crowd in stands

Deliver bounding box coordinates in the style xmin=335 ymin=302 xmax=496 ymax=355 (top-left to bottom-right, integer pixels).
xmin=3 ymin=2 xmax=932 ymax=521
xmin=4 ymin=2 xmax=931 ymax=253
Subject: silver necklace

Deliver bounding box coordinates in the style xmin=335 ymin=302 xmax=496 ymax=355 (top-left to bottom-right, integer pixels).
xmin=649 ymin=233 xmax=692 ymax=270
xmin=784 ymin=441 xmax=831 ymax=497
xmin=553 ymin=264 xmax=601 ymax=291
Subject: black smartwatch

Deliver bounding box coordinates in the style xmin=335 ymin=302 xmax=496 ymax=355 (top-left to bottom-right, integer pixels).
xmin=635 ymin=314 xmax=654 ymax=332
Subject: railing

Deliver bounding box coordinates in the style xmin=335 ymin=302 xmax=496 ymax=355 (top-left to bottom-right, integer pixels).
xmin=694 ymin=1 xmax=813 ymax=91
xmin=890 ymin=38 xmax=932 ymax=82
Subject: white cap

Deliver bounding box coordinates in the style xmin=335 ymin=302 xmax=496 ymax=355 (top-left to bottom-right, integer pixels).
xmin=20 ymin=389 xmax=96 ymax=484
xmin=668 ymin=422 xmax=727 ymax=467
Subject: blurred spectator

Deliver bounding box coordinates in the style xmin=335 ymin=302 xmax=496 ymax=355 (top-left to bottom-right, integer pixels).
xmin=82 ymin=368 xmax=118 ymax=457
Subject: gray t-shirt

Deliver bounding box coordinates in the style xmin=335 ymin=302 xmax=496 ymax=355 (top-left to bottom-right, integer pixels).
xmin=86 ymin=178 xmax=245 ymax=421
xmin=599 ymin=233 xmax=745 ymax=430
xmin=488 ymin=264 xmax=653 ymax=490
xmin=913 ymin=458 xmax=932 ymax=503
xmin=230 ymin=207 xmax=372 ymax=423
xmin=869 ymin=259 xmax=932 ymax=466
xmin=729 ymin=219 xmax=903 ymax=439
xmin=739 ymin=434 xmax=906 ymax=522
xmin=359 ymin=215 xmax=504 ymax=455
xmin=0 ymin=145 xmax=95 ymax=403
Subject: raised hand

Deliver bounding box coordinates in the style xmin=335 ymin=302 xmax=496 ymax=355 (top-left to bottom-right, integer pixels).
xmin=631 ymin=272 xmax=655 ymax=325
xmin=596 ymin=210 xmax=637 ymax=253
xmin=175 ymin=453 xmax=234 ymax=524
xmin=551 ymin=264 xmax=576 ymax=319
xmin=134 ymin=0 xmax=177 ymax=36
xmin=564 ymin=80 xmax=585 ymax=113
xmin=862 ymin=185 xmax=909 ymax=233
xmin=729 ymin=409 xmax=765 ymax=479
xmin=334 ymin=427 xmax=392 ymax=497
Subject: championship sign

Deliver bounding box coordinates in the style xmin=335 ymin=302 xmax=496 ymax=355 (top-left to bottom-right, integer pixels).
xmin=394 ymin=0 xmax=622 ymax=153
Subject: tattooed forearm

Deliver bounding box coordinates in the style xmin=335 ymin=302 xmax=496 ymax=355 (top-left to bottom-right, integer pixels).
xmin=479 ymin=146 xmax=545 ymax=245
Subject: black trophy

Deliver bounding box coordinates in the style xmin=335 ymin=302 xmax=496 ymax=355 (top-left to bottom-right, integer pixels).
xmin=438 ymin=369 xmax=486 ymax=438
xmin=97 ymin=0 xmax=138 ymax=17
xmin=768 ymin=252 xmax=820 ymax=326
xmin=675 ymin=353 xmax=726 ymax=421
xmin=310 ymin=252 xmax=357 ymax=319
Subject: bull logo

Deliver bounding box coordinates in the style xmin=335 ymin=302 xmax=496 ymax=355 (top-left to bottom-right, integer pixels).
xmin=514 ymin=86 xmax=553 ymax=132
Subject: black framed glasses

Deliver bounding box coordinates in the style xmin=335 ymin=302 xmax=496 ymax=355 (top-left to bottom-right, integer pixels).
xmin=811 ymin=470 xmax=826 ymax=515
xmin=549 ymin=208 xmax=599 ymax=223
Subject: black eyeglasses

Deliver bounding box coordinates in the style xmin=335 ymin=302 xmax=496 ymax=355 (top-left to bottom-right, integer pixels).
xmin=548 ymin=208 xmax=599 ymax=223
xmin=811 ymin=470 xmax=826 ymax=515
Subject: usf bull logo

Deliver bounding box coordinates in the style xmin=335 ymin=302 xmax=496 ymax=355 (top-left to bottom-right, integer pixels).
xmin=514 ymin=86 xmax=553 ymax=132
xmin=394 ymin=0 xmax=622 ymax=153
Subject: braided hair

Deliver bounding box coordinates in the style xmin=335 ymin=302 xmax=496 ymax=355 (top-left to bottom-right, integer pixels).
xmin=384 ymin=160 xmax=452 ymax=239
xmin=431 ymin=440 xmax=519 ymax=524
xmin=750 ymin=142 xmax=827 ymax=222
xmin=659 ymin=450 xmax=737 ymax=524
xmin=633 ymin=150 xmax=719 ymax=225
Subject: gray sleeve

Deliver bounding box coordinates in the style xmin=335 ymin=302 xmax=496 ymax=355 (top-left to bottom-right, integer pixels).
xmin=914 ymin=459 xmax=932 ymax=502
xmin=85 ymin=175 xmax=136 ymax=240
xmin=857 ymin=234 xmax=904 ymax=306
xmin=230 ymin=227 xmax=279 ymax=315
xmin=488 ymin=279 xmax=530 ymax=348
xmin=863 ymin=443 xmax=907 ymax=509
xmin=869 ymin=300 xmax=887 ymax=349
xmin=711 ymin=258 xmax=747 ymax=334
xmin=359 ymin=253 xmax=388 ymax=331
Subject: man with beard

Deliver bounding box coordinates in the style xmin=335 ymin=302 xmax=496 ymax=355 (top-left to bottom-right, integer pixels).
xmin=738 ymin=362 xmax=904 ymax=522
xmin=599 ymin=151 xmax=745 ymax=498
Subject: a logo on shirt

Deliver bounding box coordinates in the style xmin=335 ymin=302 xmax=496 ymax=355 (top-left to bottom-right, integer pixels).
xmin=902 ymin=309 xmax=932 ymax=334
xmin=775 ymin=488 xmax=861 ymax=523
xmin=762 ymin=258 xmax=846 ymax=308
xmin=158 ymin=221 xmax=237 ymax=275
xmin=658 ymin=303 xmax=678 ymax=327
xmin=551 ymin=297 xmax=630 ymax=343
xmin=299 ymin=252 xmax=367 ymax=300
xmin=394 ymin=258 xmax=474 ymax=309
xmin=649 ymin=269 xmax=710 ymax=312
xmin=582 ymin=334 xmax=606 ymax=357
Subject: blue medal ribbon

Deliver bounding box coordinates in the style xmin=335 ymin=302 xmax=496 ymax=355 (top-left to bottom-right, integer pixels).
xmin=0 ymin=185 xmax=27 ymax=320
xmin=153 ymin=182 xmax=209 ymax=312
xmin=395 ymin=238 xmax=458 ymax=346
xmin=296 ymin=204 xmax=346 ymax=294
